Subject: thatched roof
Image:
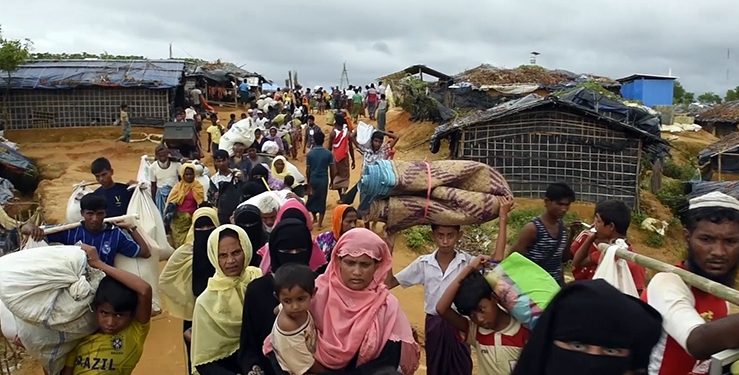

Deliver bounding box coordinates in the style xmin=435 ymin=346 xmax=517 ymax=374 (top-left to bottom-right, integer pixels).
xmin=454 ymin=64 xmax=618 ymax=88
xmin=699 ymin=131 xmax=739 ymax=159
xmin=696 ymin=100 xmax=739 ymax=124
xmin=379 ymin=64 xmax=452 ymax=83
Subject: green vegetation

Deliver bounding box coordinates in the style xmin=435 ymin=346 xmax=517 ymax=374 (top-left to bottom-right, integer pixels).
xmin=663 ymin=158 xmax=698 ymax=181
xmin=631 ymin=210 xmax=648 ymax=227
xmin=656 ymin=179 xmax=688 ymax=216
xmin=673 ymin=81 xmax=695 ymax=105
xmin=403 ymin=225 xmax=433 ymax=253
xmin=30 ymin=52 xmax=144 ymax=60
xmin=645 ymin=232 xmax=665 ymax=248
xmin=697 ymin=92 xmax=722 ymax=105
xmin=0 ymin=26 xmax=32 ymax=125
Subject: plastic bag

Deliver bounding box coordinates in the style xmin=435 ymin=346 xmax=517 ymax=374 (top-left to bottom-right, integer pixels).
xmin=0 ymin=245 xmax=104 ymax=332
xmin=356 ymin=122 xmax=375 ymax=148
xmin=261 ymin=140 xmax=280 ymax=156
xmin=112 ymin=216 xmax=162 ymax=314
xmin=484 ymin=252 xmax=560 ymax=329
xmin=66 ymin=183 xmax=94 ymax=223
xmin=220 ymin=118 xmax=256 ymax=156
xmin=126 ymin=184 xmax=174 ymax=260
xmin=136 ymin=155 xmax=152 ymax=185
xmin=592 ymin=240 xmax=639 ymax=297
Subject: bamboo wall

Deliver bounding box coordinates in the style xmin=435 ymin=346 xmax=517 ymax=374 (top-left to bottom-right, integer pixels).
xmin=1 ymin=87 xmax=171 ymax=129
xmin=459 ymin=110 xmax=641 ymax=207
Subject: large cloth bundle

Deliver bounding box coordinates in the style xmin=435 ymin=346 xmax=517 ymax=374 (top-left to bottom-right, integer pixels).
xmin=130 ymin=156 xmax=175 ymax=260
xmin=0 ymin=245 xmax=103 ymax=374
xmin=220 ymin=118 xmax=256 ymax=156
xmin=363 ymin=160 xmax=511 ymax=232
xmin=593 ymin=239 xmax=639 ymax=297
xmin=66 ymin=183 xmax=94 ymax=223
xmin=484 ymin=252 xmax=560 ymax=329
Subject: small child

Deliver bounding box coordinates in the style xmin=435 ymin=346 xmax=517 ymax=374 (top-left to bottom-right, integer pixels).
xmin=282 ymin=175 xmax=295 ymax=193
xmin=206 ymin=114 xmax=223 ymax=156
xmin=269 ymin=264 xmax=324 ymax=375
xmin=436 ymin=255 xmax=529 ymax=375
xmin=118 ymin=104 xmax=131 ymax=143
xmin=62 ymin=244 xmax=152 ymax=375
xmin=228 ymin=113 xmax=237 ymax=129
xmin=571 ymin=199 xmax=646 ymax=294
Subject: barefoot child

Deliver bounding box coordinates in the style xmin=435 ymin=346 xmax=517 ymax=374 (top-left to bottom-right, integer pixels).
xmin=118 ymin=104 xmax=131 ymax=143
xmin=62 ymin=244 xmax=152 ymax=375
xmin=268 ymin=263 xmax=324 ymax=375
xmin=386 ymin=197 xmax=514 ymax=375
xmin=436 ymin=255 xmax=529 ymax=375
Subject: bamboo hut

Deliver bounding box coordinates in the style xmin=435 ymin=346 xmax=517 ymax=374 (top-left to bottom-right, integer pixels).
xmin=698 ymin=132 xmax=739 ymax=181
xmin=696 ymin=100 xmax=739 ymax=137
xmin=430 ymin=91 xmax=668 ymax=208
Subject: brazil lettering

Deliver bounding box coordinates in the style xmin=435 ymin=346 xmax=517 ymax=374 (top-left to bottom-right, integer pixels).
xmin=74 ymin=356 xmax=116 ymax=371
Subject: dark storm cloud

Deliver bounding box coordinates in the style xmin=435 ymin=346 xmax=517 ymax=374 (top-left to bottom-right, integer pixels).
xmin=3 ymin=0 xmax=739 ymax=94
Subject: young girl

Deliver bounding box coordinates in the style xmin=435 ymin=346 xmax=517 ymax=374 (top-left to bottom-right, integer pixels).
xmin=267 ymin=263 xmax=324 ymax=375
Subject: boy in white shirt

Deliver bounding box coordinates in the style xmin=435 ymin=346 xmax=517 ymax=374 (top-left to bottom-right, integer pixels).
xmin=384 ymin=198 xmax=512 ymax=375
xmin=150 ymin=144 xmax=181 ymax=218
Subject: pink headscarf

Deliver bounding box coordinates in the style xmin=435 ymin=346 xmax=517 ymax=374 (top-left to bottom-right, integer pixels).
xmin=257 ymin=198 xmax=327 ymax=274
xmin=311 ymin=228 xmax=420 ymax=374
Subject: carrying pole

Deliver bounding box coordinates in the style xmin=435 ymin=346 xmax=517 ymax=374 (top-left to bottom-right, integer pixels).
xmin=597 ymin=242 xmax=739 ymax=306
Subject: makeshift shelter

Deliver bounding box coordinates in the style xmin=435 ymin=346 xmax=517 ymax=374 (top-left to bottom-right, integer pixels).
xmin=379 ymin=64 xmax=453 ymax=85
xmin=696 ymin=100 xmax=739 ymax=137
xmin=0 ymin=60 xmax=186 ymax=129
xmin=430 ymin=89 xmax=668 ymax=207
xmin=184 ymin=60 xmax=270 ymax=103
xmin=698 ymin=132 xmax=739 ymax=181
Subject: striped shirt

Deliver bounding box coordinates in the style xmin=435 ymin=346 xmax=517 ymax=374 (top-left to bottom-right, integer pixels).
xmin=46 ymin=223 xmax=140 ymax=266
xmin=524 ymin=217 xmax=566 ymax=285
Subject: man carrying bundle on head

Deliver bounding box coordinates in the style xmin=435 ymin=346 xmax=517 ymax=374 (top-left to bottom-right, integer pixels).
xmin=644 ymin=191 xmax=739 ymax=374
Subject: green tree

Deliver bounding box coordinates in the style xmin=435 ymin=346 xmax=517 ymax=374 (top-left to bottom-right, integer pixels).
xmin=684 ymin=91 xmax=695 ymax=104
xmin=697 ymin=92 xmax=722 ymax=105
xmin=674 ymin=80 xmax=686 ymax=103
xmin=726 ymin=86 xmax=739 ymax=102
xmin=0 ymin=26 xmax=32 ymax=125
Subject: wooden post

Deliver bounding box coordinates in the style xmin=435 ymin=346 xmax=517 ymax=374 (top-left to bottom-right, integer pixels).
xmin=597 ymin=242 xmax=739 ymax=306
xmin=719 ymin=152 xmax=723 ymax=182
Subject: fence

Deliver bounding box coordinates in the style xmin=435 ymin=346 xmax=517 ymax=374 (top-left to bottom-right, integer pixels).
xmin=1 ymin=87 xmax=172 ymax=129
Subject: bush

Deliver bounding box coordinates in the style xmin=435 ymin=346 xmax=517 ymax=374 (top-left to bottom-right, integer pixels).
xmin=403 ymin=226 xmax=433 ymax=252
xmin=645 ymin=232 xmax=665 ymax=248
xmin=663 ymin=159 xmax=697 ymax=181
xmin=656 ymin=180 xmax=688 ymax=216
xmin=632 ymin=210 xmax=647 ymax=226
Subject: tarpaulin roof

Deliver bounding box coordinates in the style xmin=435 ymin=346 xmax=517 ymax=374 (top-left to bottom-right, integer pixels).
xmin=0 ymin=59 xmax=186 ymax=90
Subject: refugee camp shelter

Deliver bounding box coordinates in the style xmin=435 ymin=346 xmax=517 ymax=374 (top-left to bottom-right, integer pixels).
xmin=695 ymin=100 xmax=739 ymax=137
xmin=380 ymin=65 xmax=453 ymax=85
xmin=430 ymin=90 xmax=667 ymax=207
xmin=698 ymin=131 xmax=739 ymax=181
xmin=0 ymin=59 xmax=186 ymax=129
xmin=617 ymin=74 xmax=676 ymax=107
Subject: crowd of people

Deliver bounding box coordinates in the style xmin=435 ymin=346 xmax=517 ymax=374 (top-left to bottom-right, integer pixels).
xmin=19 ymin=82 xmax=739 ymax=375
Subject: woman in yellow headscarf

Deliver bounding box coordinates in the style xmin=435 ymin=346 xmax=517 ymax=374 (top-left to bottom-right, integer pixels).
xmin=158 ymin=207 xmax=219 ymax=372
xmin=165 ymin=163 xmax=205 ymax=248
xmin=190 ymin=224 xmax=262 ymax=374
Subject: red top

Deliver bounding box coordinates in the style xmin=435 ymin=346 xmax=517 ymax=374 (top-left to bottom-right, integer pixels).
xmin=569 ymin=230 xmax=647 ymax=292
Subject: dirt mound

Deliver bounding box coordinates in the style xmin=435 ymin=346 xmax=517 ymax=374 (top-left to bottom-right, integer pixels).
xmin=456 ymin=64 xmax=615 ymax=88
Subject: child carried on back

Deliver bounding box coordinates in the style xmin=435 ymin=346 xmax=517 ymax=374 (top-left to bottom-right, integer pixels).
xmin=268 ymin=264 xmax=325 ymax=375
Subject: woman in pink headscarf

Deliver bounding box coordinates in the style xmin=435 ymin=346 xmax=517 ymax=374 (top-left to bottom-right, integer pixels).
xmin=309 ymin=228 xmax=420 ymax=374
xmin=256 ymin=198 xmax=326 ymax=274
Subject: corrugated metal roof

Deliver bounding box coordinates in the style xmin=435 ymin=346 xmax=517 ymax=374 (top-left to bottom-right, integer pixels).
xmin=0 ymin=59 xmax=186 ymax=89
xmin=616 ymin=73 xmax=678 ymax=83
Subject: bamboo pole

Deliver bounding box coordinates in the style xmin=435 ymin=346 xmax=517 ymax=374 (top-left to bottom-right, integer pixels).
xmin=41 ymin=214 xmax=139 ymax=235
xmin=597 ymin=242 xmax=739 ymax=306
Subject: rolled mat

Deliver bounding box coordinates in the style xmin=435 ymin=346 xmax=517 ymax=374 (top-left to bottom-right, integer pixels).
xmin=363 ymin=160 xmax=511 ymax=232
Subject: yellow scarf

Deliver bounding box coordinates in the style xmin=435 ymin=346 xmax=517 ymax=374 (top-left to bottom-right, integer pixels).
xmin=270 ymin=155 xmax=290 ymax=178
xmin=158 ymin=208 xmax=219 ymax=321
xmin=167 ymin=163 xmax=205 ymax=205
xmin=191 ymin=225 xmax=262 ymax=371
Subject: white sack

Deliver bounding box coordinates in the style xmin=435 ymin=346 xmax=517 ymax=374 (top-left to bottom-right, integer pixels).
xmin=0 ymin=299 xmax=17 ymax=341
xmin=126 ymin=184 xmax=174 ymax=260
xmin=66 ymin=184 xmax=94 ymax=223
xmin=356 ymin=122 xmax=375 ymax=148
xmin=220 ymin=118 xmax=256 ymax=156
xmin=136 ymin=155 xmax=152 ymax=184
xmin=112 ymin=219 xmax=162 ymax=314
xmin=17 ymin=317 xmax=96 ymax=375
xmin=0 ymin=245 xmax=105 ymax=332
xmin=261 ymin=140 xmax=280 ymax=156
xmin=592 ymin=240 xmax=639 ymax=297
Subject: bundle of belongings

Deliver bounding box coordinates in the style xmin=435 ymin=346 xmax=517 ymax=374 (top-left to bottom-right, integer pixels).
xmin=361 ymin=160 xmax=511 ymax=232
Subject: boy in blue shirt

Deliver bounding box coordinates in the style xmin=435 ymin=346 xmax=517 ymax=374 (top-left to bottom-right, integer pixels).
xmin=22 ymin=194 xmax=150 ymax=265
xmin=91 ymin=157 xmax=134 ymax=218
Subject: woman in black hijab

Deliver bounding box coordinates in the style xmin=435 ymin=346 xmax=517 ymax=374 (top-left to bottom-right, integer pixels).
xmin=512 ymin=279 xmax=663 ymax=375
xmin=239 ymin=218 xmax=316 ymax=375
xmin=232 ymin=204 xmax=266 ymax=267
xmin=242 ymin=164 xmax=269 ymax=200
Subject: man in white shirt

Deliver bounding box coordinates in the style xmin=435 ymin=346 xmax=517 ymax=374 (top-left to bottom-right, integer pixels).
xmin=644 ymin=191 xmax=739 ymax=375
xmin=150 ymin=145 xmax=182 ymax=218
xmin=190 ymin=87 xmax=203 ymax=110
xmin=255 ymin=111 xmax=269 ymax=130
xmin=184 ymin=106 xmax=196 ymax=121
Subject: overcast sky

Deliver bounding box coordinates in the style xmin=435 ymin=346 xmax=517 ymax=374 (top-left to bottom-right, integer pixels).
xmin=2 ymin=0 xmax=738 ymax=95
